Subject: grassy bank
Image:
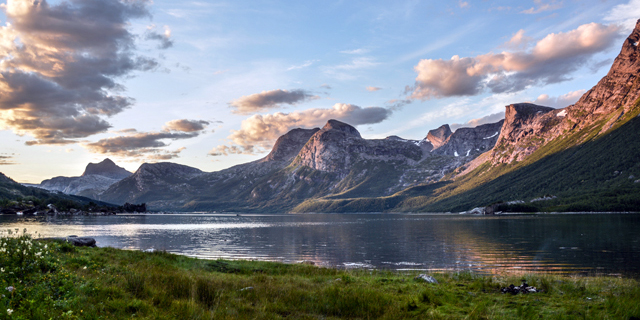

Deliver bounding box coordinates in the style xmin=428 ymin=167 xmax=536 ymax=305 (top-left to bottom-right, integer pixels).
xmin=1 ymin=234 xmax=639 ymax=319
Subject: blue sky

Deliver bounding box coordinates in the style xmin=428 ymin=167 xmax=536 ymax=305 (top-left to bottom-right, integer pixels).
xmin=0 ymin=0 xmax=639 ymax=182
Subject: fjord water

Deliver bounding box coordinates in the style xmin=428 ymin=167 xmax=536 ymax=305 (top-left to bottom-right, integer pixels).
xmin=1 ymin=213 xmax=639 ymax=276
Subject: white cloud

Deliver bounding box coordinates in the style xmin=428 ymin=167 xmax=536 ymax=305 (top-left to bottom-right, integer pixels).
xmin=532 ymin=89 xmax=586 ymax=108
xmin=229 ymin=89 xmax=319 ymax=115
xmin=604 ymin=0 xmax=640 ymax=32
xmin=520 ymin=0 xmax=562 ymax=14
xmin=410 ymin=23 xmax=621 ymax=99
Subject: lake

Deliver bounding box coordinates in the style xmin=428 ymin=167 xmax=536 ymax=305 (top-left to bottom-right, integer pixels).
xmin=1 ymin=213 xmax=639 ymax=276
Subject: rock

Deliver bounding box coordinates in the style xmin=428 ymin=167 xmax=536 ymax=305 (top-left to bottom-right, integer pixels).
xmin=501 ymin=281 xmax=541 ymax=295
xmin=426 ymin=124 xmax=452 ymax=149
xmin=41 ymin=236 xmax=97 ymax=247
xmin=431 ymin=121 xmax=505 ymax=158
xmin=415 ymin=274 xmax=438 ymax=284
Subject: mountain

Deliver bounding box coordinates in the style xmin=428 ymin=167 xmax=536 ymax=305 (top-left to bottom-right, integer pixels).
xmin=98 ymin=118 xmax=505 ymax=211
xmin=52 ymin=20 xmax=640 ymax=213
xmin=293 ymin=19 xmax=640 ymax=213
xmin=38 ymin=159 xmax=131 ymax=198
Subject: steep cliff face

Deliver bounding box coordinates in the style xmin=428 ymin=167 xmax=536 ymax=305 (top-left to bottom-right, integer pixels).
xmin=260 ymin=128 xmax=320 ymax=163
xmin=426 ymin=124 xmax=452 ymax=149
xmin=82 ymin=158 xmax=131 ymax=180
xmin=432 ymin=120 xmax=504 ymax=158
xmin=488 ymin=20 xmax=640 ymax=165
xmin=294 ymin=120 xmax=422 ymax=173
xmin=567 ymin=19 xmax=640 ymax=129
xmin=490 ymin=104 xmax=557 ymax=164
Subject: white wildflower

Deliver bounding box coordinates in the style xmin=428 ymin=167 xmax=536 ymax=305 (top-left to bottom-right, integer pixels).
xmin=7 ymin=308 xmax=13 ymax=315
xmin=6 ymin=286 xmax=14 ymax=292
xmin=83 ymin=266 xmax=87 ymax=270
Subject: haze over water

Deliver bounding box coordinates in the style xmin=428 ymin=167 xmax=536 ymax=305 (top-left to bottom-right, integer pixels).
xmin=1 ymin=213 xmax=639 ymax=276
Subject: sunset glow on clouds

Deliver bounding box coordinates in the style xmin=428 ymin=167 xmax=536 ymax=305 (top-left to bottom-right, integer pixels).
xmin=0 ymin=0 xmax=636 ymax=182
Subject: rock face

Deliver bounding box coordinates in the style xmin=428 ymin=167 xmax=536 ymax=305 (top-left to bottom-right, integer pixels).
xmin=432 ymin=120 xmax=505 ymax=158
xmin=82 ymin=158 xmax=131 ymax=180
xmin=426 ymin=125 xmax=452 ymax=149
xmin=38 ymin=158 xmax=132 ymax=198
xmin=488 ymin=20 xmax=640 ymax=165
xmin=261 ymin=128 xmax=320 ymax=163
xmin=97 ymin=118 xmax=505 ymax=211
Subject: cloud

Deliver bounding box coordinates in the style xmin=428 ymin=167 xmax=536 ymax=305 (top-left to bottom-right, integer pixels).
xmin=84 ymin=131 xmax=197 ymax=158
xmin=0 ymin=155 xmax=17 ymax=165
xmin=450 ymin=112 xmax=505 ymax=131
xmin=410 ymin=23 xmax=621 ymax=99
xmin=340 ymin=48 xmax=369 ymax=54
xmin=532 ymin=89 xmax=586 ymax=108
xmin=287 ymin=60 xmax=317 ymax=71
xmin=0 ymin=0 xmax=162 ymax=145
xmin=323 ymin=57 xmax=379 ymax=80
xmin=83 ymin=119 xmax=207 ymax=159
xmin=162 ymin=119 xmax=210 ymax=132
xmin=520 ymin=0 xmax=562 ymax=14
xmin=366 ymin=86 xmax=382 ymax=92
xmin=320 ymin=84 xmax=332 ymax=89
xmin=458 ymin=1 xmax=469 ymax=9
xmin=145 ymin=24 xmax=173 ymax=49
xmin=504 ymin=29 xmax=533 ymax=50
xmin=209 ymin=103 xmax=392 ymax=156
xmin=385 ymin=99 xmax=412 ymax=111
xmin=229 ymin=89 xmax=320 ymax=115
xmin=604 ymin=0 xmax=640 ymax=32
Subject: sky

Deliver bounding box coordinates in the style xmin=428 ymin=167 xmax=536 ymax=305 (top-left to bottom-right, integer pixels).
xmin=0 ymin=0 xmax=639 ymax=183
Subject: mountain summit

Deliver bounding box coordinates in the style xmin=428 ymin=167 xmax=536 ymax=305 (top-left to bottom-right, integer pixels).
xmin=82 ymin=158 xmax=132 ymax=180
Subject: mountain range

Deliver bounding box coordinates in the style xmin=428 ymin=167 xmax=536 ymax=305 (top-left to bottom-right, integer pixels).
xmin=5 ymin=20 xmax=640 ymax=213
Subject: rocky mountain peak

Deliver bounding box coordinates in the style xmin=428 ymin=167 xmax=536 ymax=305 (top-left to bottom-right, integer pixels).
xmin=261 ymin=128 xmax=320 ymax=163
xmin=322 ymin=119 xmax=361 ymax=138
xmin=82 ymin=158 xmax=131 ymax=180
xmin=426 ymin=124 xmax=452 ymax=149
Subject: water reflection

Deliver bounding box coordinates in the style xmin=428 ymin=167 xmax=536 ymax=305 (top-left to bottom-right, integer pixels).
xmin=0 ymin=213 xmax=638 ymax=276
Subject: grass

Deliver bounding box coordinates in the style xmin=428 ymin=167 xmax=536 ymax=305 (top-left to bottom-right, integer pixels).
xmin=1 ymin=233 xmax=639 ymax=319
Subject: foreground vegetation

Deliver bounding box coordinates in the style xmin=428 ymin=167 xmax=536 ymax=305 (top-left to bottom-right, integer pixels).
xmin=1 ymin=233 xmax=639 ymax=319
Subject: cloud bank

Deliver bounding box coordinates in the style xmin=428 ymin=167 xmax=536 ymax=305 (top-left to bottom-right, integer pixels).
xmin=409 ymin=23 xmax=621 ymax=100
xmin=0 ymin=0 xmax=160 ymax=145
xmin=209 ymin=103 xmax=391 ymax=156
xmin=450 ymin=112 xmax=505 ymax=131
xmin=83 ymin=119 xmax=208 ymax=159
xmin=229 ymin=89 xmax=319 ymax=115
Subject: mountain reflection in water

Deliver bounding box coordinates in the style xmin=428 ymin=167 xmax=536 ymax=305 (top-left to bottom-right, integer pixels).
xmin=1 ymin=213 xmax=638 ymax=276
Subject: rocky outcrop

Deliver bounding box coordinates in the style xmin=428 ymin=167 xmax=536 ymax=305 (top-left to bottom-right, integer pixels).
xmin=426 ymin=125 xmax=452 ymax=149
xmin=488 ymin=20 xmax=640 ymax=165
xmin=260 ymin=128 xmax=320 ymax=163
xmin=432 ymin=120 xmax=504 ymax=158
xmin=82 ymin=158 xmax=131 ymax=180
xmin=294 ymin=119 xmax=422 ymax=173
xmin=38 ymin=159 xmax=132 ymax=198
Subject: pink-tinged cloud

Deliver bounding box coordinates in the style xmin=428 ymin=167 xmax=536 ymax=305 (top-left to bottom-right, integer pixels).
xmin=162 ymin=119 xmax=210 ymax=132
xmin=83 ymin=119 xmax=208 ymax=159
xmin=0 ymin=0 xmax=161 ymax=145
xmin=209 ymin=103 xmax=391 ymax=156
xmin=229 ymin=89 xmax=319 ymax=115
xmin=520 ymin=0 xmax=562 ymax=14
xmin=410 ymin=23 xmax=621 ymax=99
xmin=533 ymin=89 xmax=586 ymax=108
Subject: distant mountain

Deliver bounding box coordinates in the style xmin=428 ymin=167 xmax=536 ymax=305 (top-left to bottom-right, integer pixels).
xmin=98 ymin=117 xmax=504 ymax=211
xmin=37 ymin=159 xmax=132 ymax=198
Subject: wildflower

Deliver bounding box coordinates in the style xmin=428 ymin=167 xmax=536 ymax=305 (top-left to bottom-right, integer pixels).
xmin=83 ymin=266 xmax=87 ymax=270
xmin=1 ymin=268 xmax=4 ymax=272
xmin=6 ymin=286 xmax=14 ymax=293
xmin=7 ymin=309 xmax=13 ymax=315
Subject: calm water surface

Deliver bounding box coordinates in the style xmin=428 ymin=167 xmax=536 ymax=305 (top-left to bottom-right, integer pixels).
xmin=1 ymin=213 xmax=639 ymax=276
